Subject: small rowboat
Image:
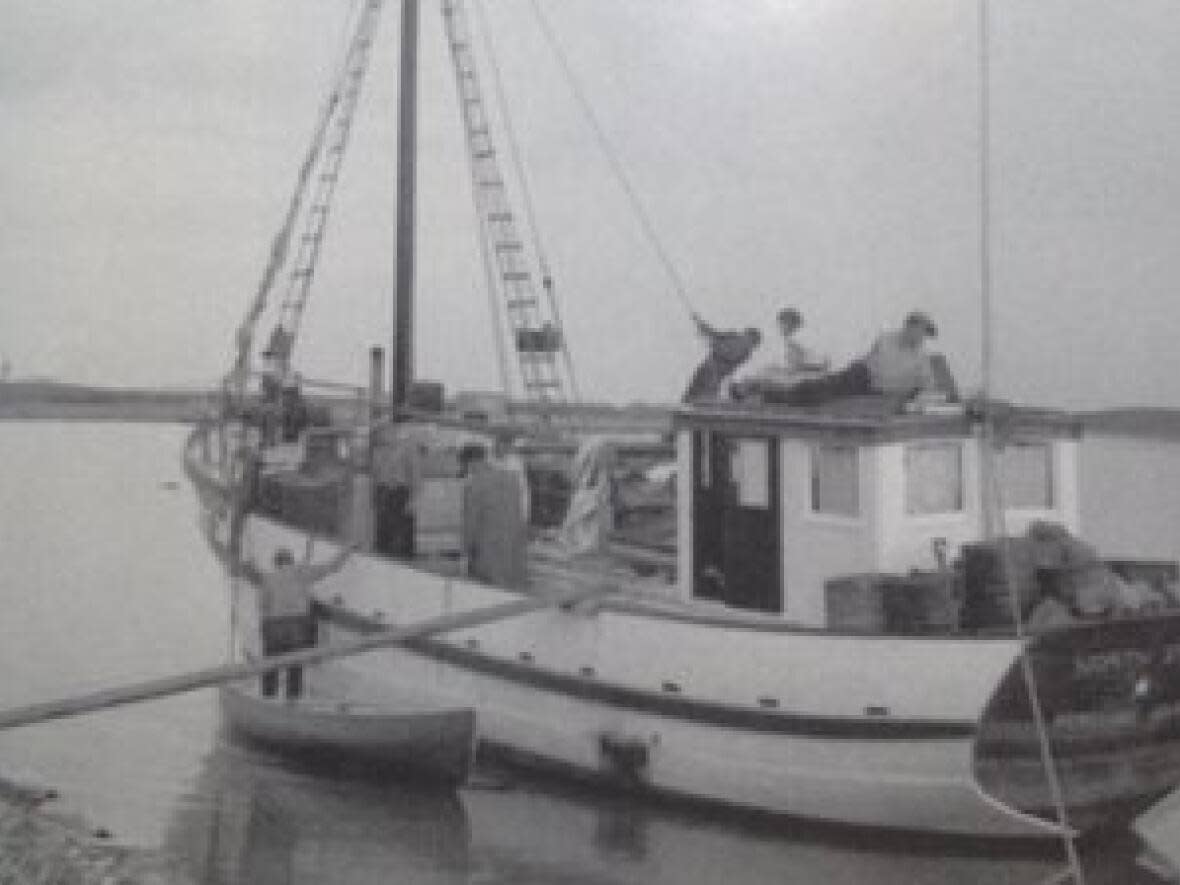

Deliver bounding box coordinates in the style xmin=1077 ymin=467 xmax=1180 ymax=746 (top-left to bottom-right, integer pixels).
xmin=219 ymin=683 xmax=475 ymax=784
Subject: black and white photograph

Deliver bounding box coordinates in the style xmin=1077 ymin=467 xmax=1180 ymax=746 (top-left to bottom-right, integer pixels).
xmin=2 ymin=1 xmax=1180 ymax=882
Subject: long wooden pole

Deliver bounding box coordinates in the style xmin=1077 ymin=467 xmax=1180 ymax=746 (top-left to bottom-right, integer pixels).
xmin=0 ymin=585 xmax=610 ymax=732
xmin=391 ymin=0 xmax=419 ymax=415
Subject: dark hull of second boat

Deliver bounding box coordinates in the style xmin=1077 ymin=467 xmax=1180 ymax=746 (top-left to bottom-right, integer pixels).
xmin=975 ymin=615 xmax=1180 ymax=832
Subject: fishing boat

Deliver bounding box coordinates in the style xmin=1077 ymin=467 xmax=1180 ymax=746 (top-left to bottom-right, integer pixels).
xmin=185 ymin=0 xmax=1180 ymax=839
xmin=218 ymin=681 xmax=474 ymax=783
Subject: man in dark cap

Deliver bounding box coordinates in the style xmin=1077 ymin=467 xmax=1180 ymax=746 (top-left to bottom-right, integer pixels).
xmin=681 ymin=315 xmax=762 ymax=404
xmin=863 ymin=310 xmax=939 ymax=397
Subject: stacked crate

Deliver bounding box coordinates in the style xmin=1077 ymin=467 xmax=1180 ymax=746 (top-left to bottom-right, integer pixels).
xmin=825 ymin=572 xmax=961 ymax=634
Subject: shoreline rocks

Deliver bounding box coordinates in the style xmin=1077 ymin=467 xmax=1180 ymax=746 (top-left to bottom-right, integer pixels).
xmin=0 ymin=774 xmax=192 ymax=885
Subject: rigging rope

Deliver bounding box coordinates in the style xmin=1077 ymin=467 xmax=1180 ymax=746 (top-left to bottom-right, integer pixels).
xmin=472 ymin=0 xmax=582 ymax=400
xmin=470 ymin=182 xmax=516 ymax=397
xmin=524 ymin=0 xmax=699 ymax=324
xmin=225 ymin=0 xmax=370 ymax=395
xmin=227 ymin=95 xmax=338 ymax=390
xmin=443 ymin=0 xmax=516 ymax=398
xmin=472 ymin=0 xmax=551 ymax=296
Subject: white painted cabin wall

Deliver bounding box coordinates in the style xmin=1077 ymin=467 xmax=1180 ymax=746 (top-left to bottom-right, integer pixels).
xmin=873 ymin=436 xmax=1081 ymax=573
xmin=996 ymin=438 xmax=1081 ymax=537
xmin=1055 ymin=438 xmax=1082 ymax=530
xmin=780 ymin=439 xmax=877 ymax=626
xmin=673 ymin=423 xmax=1081 ymax=626
xmin=876 ymin=438 xmax=984 ymax=574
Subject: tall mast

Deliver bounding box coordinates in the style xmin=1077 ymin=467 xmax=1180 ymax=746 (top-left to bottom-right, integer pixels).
xmin=392 ymin=0 xmax=419 ymax=415
xmin=978 ymin=0 xmax=996 ymax=539
xmin=978 ymin=0 xmax=992 ymax=409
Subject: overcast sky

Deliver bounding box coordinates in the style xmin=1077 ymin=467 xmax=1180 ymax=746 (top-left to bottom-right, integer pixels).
xmin=2 ymin=0 xmax=1179 ymax=408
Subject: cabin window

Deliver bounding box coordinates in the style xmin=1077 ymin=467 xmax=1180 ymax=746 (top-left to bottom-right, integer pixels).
xmin=906 ymin=442 xmax=964 ymax=515
xmin=731 ymin=438 xmax=770 ymax=509
xmin=999 ymin=441 xmax=1054 ymax=509
xmin=811 ymin=445 xmax=859 ymax=517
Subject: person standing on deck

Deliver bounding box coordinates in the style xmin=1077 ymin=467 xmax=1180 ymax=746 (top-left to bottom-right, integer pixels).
xmin=492 ymin=433 xmax=531 ymax=525
xmin=371 ymin=426 xmax=422 ymax=559
xmin=259 ymin=542 xmax=355 ymax=699
xmin=459 ymin=443 xmax=528 ymax=588
xmin=681 ymin=315 xmax=762 ymax=404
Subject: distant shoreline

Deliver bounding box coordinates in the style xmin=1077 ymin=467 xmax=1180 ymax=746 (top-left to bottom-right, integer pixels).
xmin=2 ymin=381 xmax=1179 ymax=439
xmin=0 ymin=401 xmax=210 ymax=423
xmin=0 ymin=381 xmax=214 ymax=423
xmin=1075 ymin=408 xmax=1180 ymax=441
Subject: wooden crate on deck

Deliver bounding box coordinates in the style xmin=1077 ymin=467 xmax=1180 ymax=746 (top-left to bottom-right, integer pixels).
xmin=826 ymin=573 xmax=960 ymax=634
xmin=825 ymin=575 xmax=890 ymax=632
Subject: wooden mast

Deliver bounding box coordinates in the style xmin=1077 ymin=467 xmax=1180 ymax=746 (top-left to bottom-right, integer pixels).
xmin=392 ymin=0 xmax=419 ymax=415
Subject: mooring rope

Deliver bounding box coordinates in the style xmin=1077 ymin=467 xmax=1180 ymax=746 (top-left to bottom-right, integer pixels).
xmin=225 ymin=0 xmax=371 ymax=395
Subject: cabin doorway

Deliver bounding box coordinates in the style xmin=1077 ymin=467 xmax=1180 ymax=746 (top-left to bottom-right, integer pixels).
xmin=692 ymin=432 xmax=782 ymax=613
xmin=692 ymin=431 xmax=728 ymax=601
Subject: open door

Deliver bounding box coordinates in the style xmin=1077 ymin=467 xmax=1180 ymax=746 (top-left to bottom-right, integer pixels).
xmin=692 ymin=430 xmax=729 ymax=600
xmin=721 ymin=437 xmax=782 ymax=613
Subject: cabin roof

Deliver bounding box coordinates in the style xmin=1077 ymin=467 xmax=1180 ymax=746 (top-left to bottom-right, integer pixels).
xmin=673 ymin=398 xmax=1082 ymax=443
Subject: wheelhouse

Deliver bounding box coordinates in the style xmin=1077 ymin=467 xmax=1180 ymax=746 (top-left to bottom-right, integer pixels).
xmin=673 ymin=402 xmax=1082 ymax=628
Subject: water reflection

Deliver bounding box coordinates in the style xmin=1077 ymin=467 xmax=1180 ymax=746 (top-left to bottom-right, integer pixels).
xmin=168 ymin=735 xmax=469 ymax=885
xmin=168 ymin=737 xmax=1178 ymax=885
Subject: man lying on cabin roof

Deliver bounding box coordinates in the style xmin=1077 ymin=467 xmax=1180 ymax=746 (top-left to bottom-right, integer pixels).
xmin=732 ymin=310 xmax=957 ymax=410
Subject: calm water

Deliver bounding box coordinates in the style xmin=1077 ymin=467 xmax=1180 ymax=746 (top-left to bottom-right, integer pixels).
xmin=1 ymin=422 xmax=1179 ymax=884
